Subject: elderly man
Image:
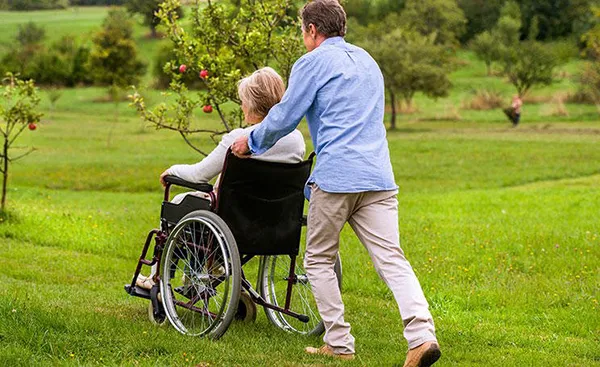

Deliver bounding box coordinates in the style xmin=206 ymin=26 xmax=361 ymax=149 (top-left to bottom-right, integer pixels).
xmin=232 ymin=1 xmax=440 ymax=365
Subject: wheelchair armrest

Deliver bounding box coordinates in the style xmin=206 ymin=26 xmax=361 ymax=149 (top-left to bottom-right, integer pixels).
xmin=163 ymin=175 xmax=213 ymax=193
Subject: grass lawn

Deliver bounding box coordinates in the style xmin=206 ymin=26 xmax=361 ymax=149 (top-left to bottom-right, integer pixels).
xmin=0 ymin=84 xmax=598 ymax=366
xmin=0 ymin=6 xmax=599 ymax=367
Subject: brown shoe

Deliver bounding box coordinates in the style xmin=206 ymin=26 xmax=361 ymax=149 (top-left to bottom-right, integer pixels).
xmin=305 ymin=345 xmax=355 ymax=361
xmin=403 ymin=341 xmax=441 ymax=367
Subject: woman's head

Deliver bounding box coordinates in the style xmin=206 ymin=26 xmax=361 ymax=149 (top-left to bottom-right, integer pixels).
xmin=238 ymin=67 xmax=286 ymax=124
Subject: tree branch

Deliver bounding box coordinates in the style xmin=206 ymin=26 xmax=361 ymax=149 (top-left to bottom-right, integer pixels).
xmin=9 ymin=147 xmax=36 ymax=162
xmin=179 ymin=131 xmax=208 ymax=156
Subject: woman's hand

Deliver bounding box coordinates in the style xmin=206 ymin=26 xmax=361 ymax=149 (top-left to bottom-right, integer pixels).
xmin=231 ymin=135 xmax=251 ymax=159
xmin=159 ymin=170 xmax=169 ymax=187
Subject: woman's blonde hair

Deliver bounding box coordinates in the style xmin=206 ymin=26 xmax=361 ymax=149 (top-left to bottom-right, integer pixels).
xmin=238 ymin=67 xmax=286 ymax=120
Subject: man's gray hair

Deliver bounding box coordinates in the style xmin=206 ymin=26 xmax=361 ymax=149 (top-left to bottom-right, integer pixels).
xmin=300 ymin=0 xmax=347 ymax=38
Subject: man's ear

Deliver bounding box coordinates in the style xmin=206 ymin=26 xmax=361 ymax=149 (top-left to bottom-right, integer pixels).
xmin=309 ymin=23 xmax=317 ymax=39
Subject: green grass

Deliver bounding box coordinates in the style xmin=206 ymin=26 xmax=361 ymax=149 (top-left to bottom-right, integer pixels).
xmin=0 ymin=6 xmax=599 ymax=367
xmin=1 ymin=86 xmax=599 ymax=365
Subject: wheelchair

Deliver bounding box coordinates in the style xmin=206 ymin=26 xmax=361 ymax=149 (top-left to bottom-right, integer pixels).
xmin=125 ymin=151 xmax=342 ymax=339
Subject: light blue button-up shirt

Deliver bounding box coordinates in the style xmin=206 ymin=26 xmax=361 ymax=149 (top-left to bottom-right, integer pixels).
xmin=248 ymin=37 xmax=398 ymax=196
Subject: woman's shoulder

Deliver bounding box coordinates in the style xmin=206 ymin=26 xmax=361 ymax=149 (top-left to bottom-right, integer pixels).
xmin=220 ymin=128 xmax=248 ymax=146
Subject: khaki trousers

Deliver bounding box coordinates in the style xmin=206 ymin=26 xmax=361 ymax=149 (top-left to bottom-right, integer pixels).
xmin=305 ymin=185 xmax=437 ymax=354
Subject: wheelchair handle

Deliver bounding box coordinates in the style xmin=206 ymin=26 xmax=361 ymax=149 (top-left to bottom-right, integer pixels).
xmin=163 ymin=175 xmax=213 ymax=200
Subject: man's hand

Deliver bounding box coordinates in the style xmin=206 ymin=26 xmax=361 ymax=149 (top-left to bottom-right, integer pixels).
xmin=159 ymin=170 xmax=169 ymax=187
xmin=231 ymin=135 xmax=251 ymax=159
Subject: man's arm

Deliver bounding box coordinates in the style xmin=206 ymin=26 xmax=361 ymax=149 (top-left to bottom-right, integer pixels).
xmin=232 ymin=56 xmax=320 ymax=157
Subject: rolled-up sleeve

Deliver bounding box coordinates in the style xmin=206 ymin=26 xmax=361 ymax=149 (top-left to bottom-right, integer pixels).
xmin=249 ymin=56 xmax=319 ymax=155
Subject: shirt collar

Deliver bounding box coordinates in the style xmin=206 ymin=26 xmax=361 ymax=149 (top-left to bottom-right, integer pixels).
xmin=321 ymin=36 xmax=345 ymax=46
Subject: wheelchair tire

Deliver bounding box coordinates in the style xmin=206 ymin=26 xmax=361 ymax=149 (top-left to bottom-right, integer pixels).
xmin=160 ymin=210 xmax=241 ymax=339
xmin=258 ymin=252 xmax=342 ymax=335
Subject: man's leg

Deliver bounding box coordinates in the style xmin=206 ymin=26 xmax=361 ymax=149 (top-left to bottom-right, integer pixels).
xmin=348 ymin=191 xmax=437 ymax=349
xmin=305 ymin=185 xmax=356 ymax=355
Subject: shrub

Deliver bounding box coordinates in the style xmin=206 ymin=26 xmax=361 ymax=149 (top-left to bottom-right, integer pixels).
xmin=0 ymin=35 xmax=93 ymax=87
xmin=543 ymin=96 xmax=570 ymax=117
xmin=71 ymin=0 xmax=125 ymax=5
xmin=16 ymin=22 xmax=45 ymax=47
xmin=7 ymin=0 xmax=68 ymax=10
xmin=88 ymin=9 xmax=146 ymax=90
xmin=565 ymin=90 xmax=596 ymax=104
xmin=462 ymin=89 xmax=504 ymax=110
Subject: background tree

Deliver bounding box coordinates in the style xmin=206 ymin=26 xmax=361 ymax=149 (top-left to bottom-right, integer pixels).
xmin=399 ymin=0 xmax=467 ymax=46
xmin=125 ymin=0 xmax=183 ymax=38
xmin=519 ymin=0 xmax=595 ymax=41
xmin=0 ymin=73 xmax=42 ymax=211
xmin=343 ymin=0 xmax=405 ymax=25
xmin=501 ymin=41 xmax=561 ymax=97
xmin=579 ymin=7 xmax=600 ymax=112
xmin=470 ymin=1 xmax=521 ymax=76
xmin=89 ymin=9 xmax=146 ymax=99
xmin=456 ymin=0 xmax=503 ymax=42
xmin=131 ymin=0 xmax=304 ymax=155
xmin=470 ymin=31 xmax=497 ymax=75
xmin=353 ymin=15 xmax=452 ymax=129
xmin=16 ymin=21 xmax=46 ymax=47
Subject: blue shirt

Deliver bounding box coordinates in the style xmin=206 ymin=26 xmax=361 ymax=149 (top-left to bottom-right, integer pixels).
xmin=248 ymin=37 xmax=398 ymax=196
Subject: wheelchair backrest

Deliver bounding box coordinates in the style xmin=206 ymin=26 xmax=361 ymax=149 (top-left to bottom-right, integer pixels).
xmin=215 ymin=151 xmax=314 ymax=256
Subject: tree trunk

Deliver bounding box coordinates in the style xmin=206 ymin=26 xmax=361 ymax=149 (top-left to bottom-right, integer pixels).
xmin=2 ymin=139 xmax=9 ymax=212
xmin=150 ymin=23 xmax=158 ymax=38
xmin=389 ymin=90 xmax=397 ymax=130
xmin=486 ymin=62 xmax=492 ymax=76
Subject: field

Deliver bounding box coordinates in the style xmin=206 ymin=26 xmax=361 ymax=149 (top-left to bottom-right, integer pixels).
xmin=0 ymin=7 xmax=599 ymax=367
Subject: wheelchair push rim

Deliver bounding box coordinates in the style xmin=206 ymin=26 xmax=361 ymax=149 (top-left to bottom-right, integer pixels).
xmin=160 ymin=210 xmax=241 ymax=339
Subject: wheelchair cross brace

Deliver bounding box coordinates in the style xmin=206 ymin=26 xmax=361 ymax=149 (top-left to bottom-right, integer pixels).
xmin=240 ymin=255 xmax=310 ymax=324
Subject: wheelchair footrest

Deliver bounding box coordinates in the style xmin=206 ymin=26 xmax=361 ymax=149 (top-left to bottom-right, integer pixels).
xmin=124 ymin=284 xmax=151 ymax=300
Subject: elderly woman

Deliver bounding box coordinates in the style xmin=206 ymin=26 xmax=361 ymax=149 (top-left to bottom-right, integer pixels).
xmin=136 ymin=67 xmax=305 ymax=289
xmin=161 ymin=67 xmax=305 ymax=202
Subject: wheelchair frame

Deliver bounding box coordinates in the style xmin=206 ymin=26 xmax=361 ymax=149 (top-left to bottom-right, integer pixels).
xmin=125 ymin=153 xmax=341 ymax=339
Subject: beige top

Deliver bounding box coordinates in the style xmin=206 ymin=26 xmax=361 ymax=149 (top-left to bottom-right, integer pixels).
xmin=512 ymin=98 xmax=523 ymax=114
xmin=166 ymin=124 xmax=305 ymax=183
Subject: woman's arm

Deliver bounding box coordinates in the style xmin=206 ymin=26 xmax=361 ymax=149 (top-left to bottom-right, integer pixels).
xmin=163 ymin=130 xmax=244 ymax=184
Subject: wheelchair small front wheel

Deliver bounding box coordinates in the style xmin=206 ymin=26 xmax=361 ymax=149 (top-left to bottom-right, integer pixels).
xmin=160 ymin=210 xmax=241 ymax=339
xmin=258 ymin=253 xmax=342 ymax=335
xmin=148 ymin=301 xmax=167 ymax=326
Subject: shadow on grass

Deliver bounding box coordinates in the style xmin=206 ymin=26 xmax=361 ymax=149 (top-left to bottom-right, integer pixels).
xmin=0 ymin=210 xmax=20 ymax=225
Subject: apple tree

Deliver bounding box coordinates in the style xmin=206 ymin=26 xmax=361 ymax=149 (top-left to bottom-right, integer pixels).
xmin=0 ymin=73 xmax=42 ymax=211
xmin=130 ymin=0 xmax=304 ymax=156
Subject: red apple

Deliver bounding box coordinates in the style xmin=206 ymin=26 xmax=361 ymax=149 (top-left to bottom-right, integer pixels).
xmin=199 ymin=69 xmax=209 ymax=79
xmin=28 ymin=123 xmax=37 ymax=131
xmin=179 ymin=64 xmax=187 ymax=73
xmin=203 ymin=105 xmax=213 ymax=114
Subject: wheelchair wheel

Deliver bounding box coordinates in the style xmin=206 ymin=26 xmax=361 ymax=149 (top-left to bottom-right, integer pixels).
xmin=160 ymin=210 xmax=241 ymax=339
xmin=258 ymin=252 xmax=342 ymax=335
